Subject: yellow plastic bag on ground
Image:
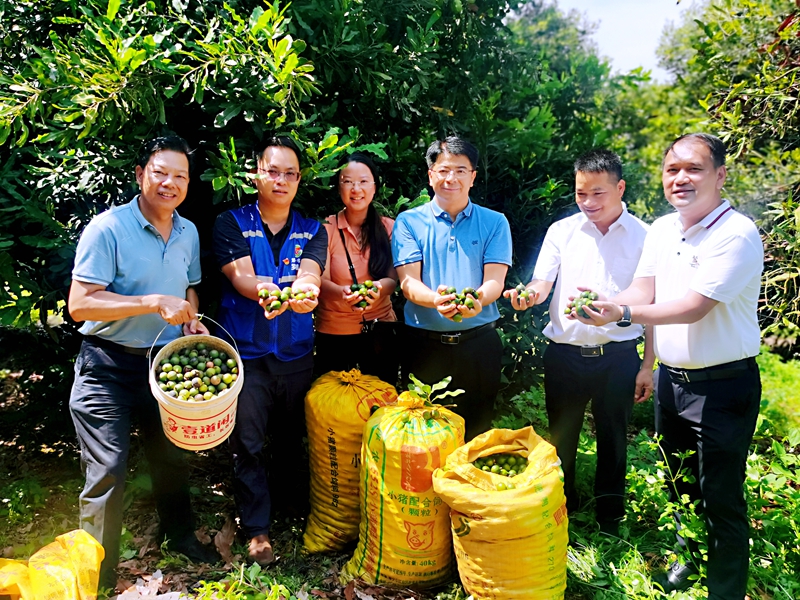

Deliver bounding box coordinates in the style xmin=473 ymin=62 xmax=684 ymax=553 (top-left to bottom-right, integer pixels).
xmin=0 ymin=529 xmax=104 ymax=600
xmin=304 ymin=369 xmax=398 ymax=553
xmin=432 ymin=427 xmax=568 ymax=600
xmin=340 ymin=391 xmax=465 ymax=589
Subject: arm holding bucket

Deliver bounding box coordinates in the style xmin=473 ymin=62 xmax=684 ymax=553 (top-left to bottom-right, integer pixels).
xmin=68 ymin=280 xmax=197 ymax=326
xmin=183 ymin=287 xmax=209 ymax=335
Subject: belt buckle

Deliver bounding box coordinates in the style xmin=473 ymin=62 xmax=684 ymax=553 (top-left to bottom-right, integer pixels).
xmin=441 ymin=333 xmax=460 ymax=345
xmin=670 ymin=369 xmax=690 ymax=383
xmin=580 ymin=345 xmax=602 ymax=358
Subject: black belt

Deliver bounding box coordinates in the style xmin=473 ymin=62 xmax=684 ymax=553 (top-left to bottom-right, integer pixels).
xmin=552 ymin=339 xmax=639 ymax=358
xmin=84 ymin=335 xmax=161 ymax=357
xmin=407 ymin=322 xmax=495 ymax=345
xmin=663 ymin=357 xmax=755 ymax=384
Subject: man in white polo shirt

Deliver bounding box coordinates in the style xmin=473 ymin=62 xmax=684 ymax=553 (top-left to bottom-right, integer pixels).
xmin=575 ymin=133 xmax=763 ymax=600
xmin=504 ymin=149 xmax=653 ymax=537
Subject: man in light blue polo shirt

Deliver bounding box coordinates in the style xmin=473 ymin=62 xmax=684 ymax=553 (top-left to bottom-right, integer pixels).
xmin=393 ymin=136 xmax=512 ymax=440
xmin=68 ymin=136 xmax=219 ymax=591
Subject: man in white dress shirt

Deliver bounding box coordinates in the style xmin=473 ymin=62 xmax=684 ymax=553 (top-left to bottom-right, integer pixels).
xmin=574 ymin=134 xmax=763 ymax=599
xmin=505 ymin=149 xmax=653 ymax=536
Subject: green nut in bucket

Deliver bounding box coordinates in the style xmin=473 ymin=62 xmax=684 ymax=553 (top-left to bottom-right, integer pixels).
xmin=149 ymin=334 xmax=244 ymax=451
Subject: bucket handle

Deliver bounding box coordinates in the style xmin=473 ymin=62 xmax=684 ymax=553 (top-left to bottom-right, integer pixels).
xmin=148 ymin=314 xmax=242 ymax=373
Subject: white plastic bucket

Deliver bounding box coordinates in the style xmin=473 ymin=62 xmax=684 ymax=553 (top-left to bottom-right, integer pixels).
xmin=149 ymin=334 xmax=244 ymax=451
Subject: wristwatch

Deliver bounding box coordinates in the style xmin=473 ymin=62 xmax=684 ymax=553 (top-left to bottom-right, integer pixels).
xmin=616 ymin=305 xmax=632 ymax=328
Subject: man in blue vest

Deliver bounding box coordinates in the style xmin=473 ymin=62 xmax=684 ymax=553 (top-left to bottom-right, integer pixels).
xmin=212 ymin=135 xmax=327 ymax=566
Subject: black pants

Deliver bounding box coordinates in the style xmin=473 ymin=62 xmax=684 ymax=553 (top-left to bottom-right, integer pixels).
xmin=401 ymin=324 xmax=502 ymax=441
xmin=229 ymin=357 xmax=312 ymax=538
xmin=543 ymin=340 xmax=640 ymax=523
xmin=314 ymin=329 xmax=400 ymax=387
xmin=655 ymin=360 xmax=760 ymax=600
xmin=69 ymin=338 xmax=194 ymax=587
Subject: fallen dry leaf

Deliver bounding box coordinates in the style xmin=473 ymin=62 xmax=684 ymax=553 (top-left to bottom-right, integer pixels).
xmin=214 ymin=516 xmax=236 ymax=566
xmin=344 ymin=580 xmax=355 ymax=600
xmin=194 ymin=526 xmax=212 ymax=545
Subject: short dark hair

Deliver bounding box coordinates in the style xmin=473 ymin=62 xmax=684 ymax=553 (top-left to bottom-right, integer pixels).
xmin=136 ymin=136 xmax=194 ymax=171
xmin=426 ymin=136 xmax=479 ymax=170
xmin=574 ymin=149 xmax=623 ymax=182
xmin=254 ymin=134 xmax=303 ymax=166
xmin=664 ymin=133 xmax=726 ymax=168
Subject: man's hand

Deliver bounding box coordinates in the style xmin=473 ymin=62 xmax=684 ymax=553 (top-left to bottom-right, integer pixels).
xmin=634 ymin=365 xmax=654 ymax=403
xmin=459 ymin=289 xmax=483 ymax=319
xmin=183 ymin=318 xmax=210 ymax=336
xmin=153 ymin=295 xmax=196 ymax=325
xmin=434 ymin=286 xmax=461 ymax=320
xmin=288 ymin=282 xmax=320 ymax=314
xmin=503 ymin=286 xmax=539 ymax=311
xmin=257 ymin=282 xmax=290 ymax=320
xmin=567 ymin=300 xmax=622 ymax=326
xmin=434 ymin=286 xmax=483 ymax=321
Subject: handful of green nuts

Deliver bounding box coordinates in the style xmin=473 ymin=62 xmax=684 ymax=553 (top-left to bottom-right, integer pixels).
xmin=565 ymin=289 xmax=599 ymax=318
xmin=350 ymin=279 xmax=378 ymax=309
xmin=472 ymin=453 xmax=529 ymax=491
xmin=156 ymin=342 xmax=239 ymax=402
xmin=439 ymin=286 xmax=477 ymax=322
xmin=257 ymin=286 xmax=317 ymax=312
xmin=514 ymin=283 xmax=531 ymax=300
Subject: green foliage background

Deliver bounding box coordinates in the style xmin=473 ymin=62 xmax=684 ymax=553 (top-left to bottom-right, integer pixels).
xmin=2 ymin=1 xmax=800 ymax=599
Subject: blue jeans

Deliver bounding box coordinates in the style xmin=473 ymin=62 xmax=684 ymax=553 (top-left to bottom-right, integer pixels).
xmin=69 ymin=338 xmax=194 ymax=585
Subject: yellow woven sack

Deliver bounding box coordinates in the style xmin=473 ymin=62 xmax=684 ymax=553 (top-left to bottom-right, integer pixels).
xmin=432 ymin=427 xmax=568 ymax=600
xmin=340 ymin=390 xmax=465 ymax=589
xmin=0 ymin=529 xmax=104 ymax=600
xmin=0 ymin=558 xmax=32 ymax=599
xmin=304 ymin=369 xmax=398 ymax=553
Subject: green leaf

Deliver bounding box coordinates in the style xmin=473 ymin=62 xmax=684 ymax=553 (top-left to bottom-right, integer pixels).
xmin=212 ymin=176 xmax=227 ymax=191
xmin=106 ymin=0 xmax=121 ymax=22
xmin=214 ymin=105 xmax=242 ymax=128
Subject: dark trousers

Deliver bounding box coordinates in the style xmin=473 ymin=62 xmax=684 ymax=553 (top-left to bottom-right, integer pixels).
xmin=314 ymin=329 xmax=400 ymax=387
xmin=654 ymin=360 xmax=760 ymax=600
xmin=400 ymin=324 xmax=502 ymax=441
xmin=69 ymin=339 xmax=194 ymax=586
xmin=230 ymin=356 xmax=312 ymax=538
xmin=543 ymin=340 xmax=640 ymax=523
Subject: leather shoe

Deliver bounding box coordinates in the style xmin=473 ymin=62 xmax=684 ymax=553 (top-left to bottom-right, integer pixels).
xmin=249 ymin=534 xmax=275 ymax=566
xmin=166 ymin=534 xmax=221 ymax=564
xmin=654 ymin=560 xmax=699 ymax=593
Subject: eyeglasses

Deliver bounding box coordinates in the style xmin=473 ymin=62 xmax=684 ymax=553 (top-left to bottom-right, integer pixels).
xmin=340 ymin=179 xmax=375 ymax=189
xmin=257 ymin=168 xmax=300 ymax=182
xmin=431 ymin=168 xmax=475 ymax=179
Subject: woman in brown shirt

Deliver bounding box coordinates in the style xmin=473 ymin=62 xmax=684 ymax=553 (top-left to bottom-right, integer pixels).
xmin=315 ymin=153 xmax=399 ymax=384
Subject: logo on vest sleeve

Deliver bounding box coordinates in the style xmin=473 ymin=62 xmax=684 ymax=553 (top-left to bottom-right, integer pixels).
xmin=283 ymin=258 xmax=290 ymax=265
xmin=294 ymin=244 xmax=303 ymax=258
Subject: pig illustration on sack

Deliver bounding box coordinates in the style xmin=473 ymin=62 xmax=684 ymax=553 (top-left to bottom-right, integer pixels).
xmin=404 ymin=520 xmax=435 ymax=551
